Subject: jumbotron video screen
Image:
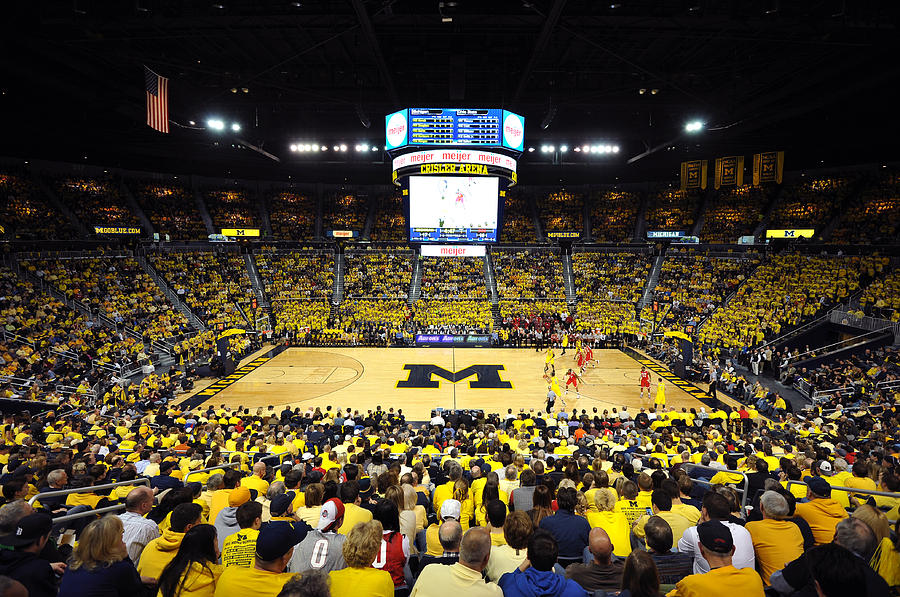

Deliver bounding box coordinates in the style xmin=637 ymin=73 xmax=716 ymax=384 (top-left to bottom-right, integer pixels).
xmin=408 ymin=175 xmax=499 ymax=242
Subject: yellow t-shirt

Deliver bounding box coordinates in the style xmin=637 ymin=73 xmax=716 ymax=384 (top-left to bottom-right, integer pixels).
xmin=745 ymin=519 xmax=804 ymax=586
xmin=586 ymin=510 xmax=632 ymax=557
xmin=212 ymin=566 xmax=296 ymax=597
xmin=328 ymin=567 xmax=394 ymax=597
xmin=667 ymin=564 xmax=765 ymax=597
xmin=222 ymin=528 xmax=260 ymax=568
xmin=337 ymin=503 xmax=373 ymax=536
xmin=794 ymin=498 xmax=848 ymax=545
xmin=240 ymin=475 xmax=270 ymax=495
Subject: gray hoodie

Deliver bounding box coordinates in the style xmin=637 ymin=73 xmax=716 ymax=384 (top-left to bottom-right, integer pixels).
xmin=214 ymin=506 xmax=240 ymax=551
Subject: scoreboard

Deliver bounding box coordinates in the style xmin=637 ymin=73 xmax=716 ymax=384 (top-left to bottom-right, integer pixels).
xmin=386 ymin=108 xmax=524 ymax=151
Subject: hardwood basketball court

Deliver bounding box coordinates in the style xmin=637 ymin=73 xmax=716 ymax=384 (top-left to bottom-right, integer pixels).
xmin=179 ymin=347 xmax=730 ymax=420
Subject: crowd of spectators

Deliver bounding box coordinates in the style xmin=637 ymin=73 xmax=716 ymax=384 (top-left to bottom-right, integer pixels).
xmin=323 ymin=192 xmax=366 ymax=233
xmin=267 ymin=189 xmax=315 ymax=241
xmin=23 ymin=256 xmax=190 ymax=342
xmin=150 ymin=251 xmax=254 ymax=329
xmin=859 ymin=267 xmax=900 ymax=322
xmin=495 ymin=250 xmax=565 ymax=300
xmin=699 ymin=186 xmax=767 ymax=244
xmin=652 ymin=252 xmax=761 ymax=334
xmin=645 ymin=189 xmax=700 ymax=232
xmin=414 ymin=300 xmax=493 ymax=332
xmin=497 ymin=303 xmax=570 ymax=347
xmin=203 ymin=189 xmax=259 ymax=230
xmin=3 ymin=377 xmax=899 ymax=597
xmin=590 ymin=190 xmax=639 ymax=243
xmin=572 ymin=252 xmax=651 ymax=304
xmin=344 ymin=252 xmax=412 ymax=299
xmin=500 ymin=190 xmax=535 ymax=242
xmin=132 ymin=182 xmax=208 ymax=240
xmin=790 ymin=346 xmax=899 ymax=400
xmin=698 ymin=254 xmax=879 ymax=349
xmin=370 ymin=194 xmax=407 ymax=241
xmin=769 ymin=177 xmax=849 ymax=231
xmin=537 ymin=190 xmax=584 ymax=234
xmin=52 ymin=177 xmax=140 ymax=229
xmin=575 ymin=301 xmax=649 ymax=338
xmin=0 ymin=172 xmax=76 ymax=240
xmin=832 ymin=173 xmax=900 ymax=245
xmin=419 ymin=257 xmax=487 ymax=300
xmin=256 ymin=250 xmax=334 ymax=301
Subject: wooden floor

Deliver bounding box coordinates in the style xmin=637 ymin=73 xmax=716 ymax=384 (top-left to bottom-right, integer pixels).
xmin=180 ymin=347 xmax=722 ymax=420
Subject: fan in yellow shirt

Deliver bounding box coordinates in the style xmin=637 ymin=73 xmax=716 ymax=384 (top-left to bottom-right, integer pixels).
xmin=329 ymin=520 xmax=394 ymax=597
xmin=667 ymin=520 xmax=764 ymax=597
xmin=213 ymin=520 xmax=307 ymax=597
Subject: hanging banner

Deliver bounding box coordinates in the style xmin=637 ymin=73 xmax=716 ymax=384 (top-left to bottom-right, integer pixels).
xmin=221 ymin=228 xmax=260 ymax=237
xmin=752 ymin=151 xmax=785 ymax=186
xmin=714 ymin=156 xmax=744 ymax=189
xmin=680 ymin=160 xmax=707 ymax=190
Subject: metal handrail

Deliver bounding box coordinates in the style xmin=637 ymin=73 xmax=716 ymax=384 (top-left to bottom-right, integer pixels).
xmin=52 ymin=504 xmax=127 ymax=525
xmin=183 ymin=462 xmax=239 ymax=483
xmin=682 ymin=463 xmax=750 ymax=516
xmin=785 ymin=480 xmax=900 ymax=501
xmin=29 ymin=478 xmax=151 ymax=505
xmin=785 ymin=327 xmax=894 ymax=365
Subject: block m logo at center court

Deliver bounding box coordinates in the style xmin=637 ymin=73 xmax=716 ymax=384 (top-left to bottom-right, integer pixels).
xmin=396 ymin=364 xmax=513 ymax=389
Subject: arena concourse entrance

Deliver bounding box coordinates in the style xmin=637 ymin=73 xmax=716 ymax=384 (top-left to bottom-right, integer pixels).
xmin=178 ymin=346 xmax=733 ymax=420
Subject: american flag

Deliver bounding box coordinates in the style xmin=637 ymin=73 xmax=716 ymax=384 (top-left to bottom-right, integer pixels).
xmin=144 ymin=66 xmax=169 ymax=133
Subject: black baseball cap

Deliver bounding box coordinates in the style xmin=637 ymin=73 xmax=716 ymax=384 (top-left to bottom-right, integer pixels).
xmin=255 ymin=521 xmax=309 ymax=561
xmin=804 ymin=476 xmax=832 ymax=497
xmin=0 ymin=513 xmax=53 ymax=547
xmin=270 ymin=492 xmax=295 ymax=516
xmin=697 ymin=520 xmax=733 ymax=554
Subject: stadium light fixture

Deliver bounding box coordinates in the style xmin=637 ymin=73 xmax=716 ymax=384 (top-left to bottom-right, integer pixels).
xmin=231 ymin=123 xmax=241 ymax=132
xmin=371 ymin=146 xmax=378 ymax=152
xmin=527 ymin=147 xmax=535 ymax=152
xmin=290 ymin=144 xmax=297 ymax=152
xmin=321 ymin=146 xmax=328 ymax=151
xmin=547 ymin=145 xmax=555 ymax=152
xmin=206 ymin=118 xmax=225 ymax=131
xmin=560 ymin=145 xmax=568 ymax=153
xmin=582 ymin=144 xmax=590 ymax=153
xmin=574 ymin=147 xmax=581 ymax=152
xmin=684 ymin=120 xmax=704 ymax=133
xmin=333 ymin=145 xmax=339 ymax=151
xmin=613 ymin=145 xmax=620 ymax=153
xmin=339 ymin=144 xmax=348 ymax=152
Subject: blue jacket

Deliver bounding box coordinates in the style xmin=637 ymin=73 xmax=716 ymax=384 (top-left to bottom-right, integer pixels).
xmin=538 ymin=510 xmax=591 ymax=559
xmin=498 ymin=568 xmax=588 ymax=597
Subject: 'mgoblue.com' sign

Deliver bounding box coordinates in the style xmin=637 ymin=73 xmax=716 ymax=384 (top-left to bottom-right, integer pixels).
xmin=396 ymin=364 xmax=512 ymax=389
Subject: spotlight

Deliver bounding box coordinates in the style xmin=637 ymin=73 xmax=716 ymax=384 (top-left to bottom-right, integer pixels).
xmin=528 ymin=147 xmax=535 ymax=152
xmin=639 ymin=88 xmax=646 ymax=95
xmin=312 ymin=144 xmax=319 ymax=152
xmin=590 ymin=146 xmax=598 ymax=154
xmin=574 ymin=147 xmax=581 ymax=152
xmin=321 ymin=146 xmax=328 ymax=151
xmin=604 ymin=145 xmax=612 ymax=153
xmin=684 ymin=120 xmax=704 ymax=133
xmin=290 ymin=144 xmax=297 ymax=152
xmin=231 ymin=123 xmax=241 ymax=132
xmin=612 ymin=145 xmax=620 ymax=153
xmin=650 ymin=89 xmax=659 ymax=95
xmin=339 ymin=144 xmax=347 ymax=152
xmin=371 ymin=146 xmax=378 ymax=152
xmin=559 ymin=145 xmax=568 ymax=153
xmin=540 ymin=145 xmax=548 ymax=153
xmin=333 ymin=145 xmax=339 ymax=151
xmin=188 ymin=120 xmax=196 ymax=126
xmin=582 ymin=145 xmax=590 ymax=153
xmin=206 ymin=119 xmax=225 ymax=131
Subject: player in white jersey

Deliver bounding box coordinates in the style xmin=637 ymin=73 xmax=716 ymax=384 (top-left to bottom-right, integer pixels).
xmin=288 ymin=497 xmax=347 ymax=573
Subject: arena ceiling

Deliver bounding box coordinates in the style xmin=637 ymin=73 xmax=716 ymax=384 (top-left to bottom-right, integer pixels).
xmin=1 ymin=0 xmax=898 ymax=184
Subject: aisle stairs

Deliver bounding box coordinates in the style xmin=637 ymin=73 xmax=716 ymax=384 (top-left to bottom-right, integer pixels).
xmin=244 ymin=254 xmax=269 ymax=308
xmin=119 ymin=181 xmax=155 ymax=236
xmin=562 ymin=253 xmax=577 ymax=304
xmin=332 ymin=253 xmax=345 ymax=305
xmin=484 ymin=253 xmax=498 ymax=305
xmin=638 ymin=251 xmax=666 ymax=309
xmin=135 ymin=255 xmax=206 ymax=331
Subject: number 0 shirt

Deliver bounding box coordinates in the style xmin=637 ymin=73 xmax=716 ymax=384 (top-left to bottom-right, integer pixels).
xmin=287 ymin=529 xmax=347 ymax=573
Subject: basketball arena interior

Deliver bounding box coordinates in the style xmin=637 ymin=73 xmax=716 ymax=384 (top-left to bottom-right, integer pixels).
xmin=0 ymin=3 xmax=898 ymax=597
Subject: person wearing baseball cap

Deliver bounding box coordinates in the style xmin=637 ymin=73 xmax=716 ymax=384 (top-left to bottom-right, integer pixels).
xmin=337 ymin=481 xmax=374 ymax=535
xmin=214 ymin=521 xmax=307 ymax=597
xmin=424 ymin=499 xmax=462 ymax=557
xmin=795 ymin=475 xmax=849 ymax=545
xmin=268 ymin=492 xmax=297 ymax=523
xmin=289 ymin=498 xmax=346 ymax=573
xmin=0 ymin=513 xmax=60 ymax=597
xmin=667 ymin=520 xmax=764 ymax=596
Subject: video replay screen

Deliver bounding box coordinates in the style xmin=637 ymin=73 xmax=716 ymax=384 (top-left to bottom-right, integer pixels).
xmin=408 ymin=175 xmax=499 ymax=242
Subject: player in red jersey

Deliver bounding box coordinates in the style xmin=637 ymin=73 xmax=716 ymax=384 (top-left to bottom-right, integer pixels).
xmin=584 ymin=344 xmax=595 ymax=368
xmin=639 ymin=365 xmax=652 ymax=400
xmin=576 ymin=350 xmax=587 ymax=375
xmin=564 ymin=368 xmax=580 ymax=400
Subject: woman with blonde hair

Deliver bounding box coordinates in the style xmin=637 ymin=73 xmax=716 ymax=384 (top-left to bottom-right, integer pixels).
xmin=402 ymin=483 xmax=427 ymax=533
xmin=452 ymin=478 xmax=474 ymax=530
xmin=587 ymin=487 xmax=632 ymax=558
xmin=385 ymin=484 xmax=417 ymax=556
xmin=852 ymin=503 xmax=890 ymax=542
xmin=58 ymin=515 xmax=150 ymax=597
xmin=328 ymin=520 xmax=394 ymax=597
